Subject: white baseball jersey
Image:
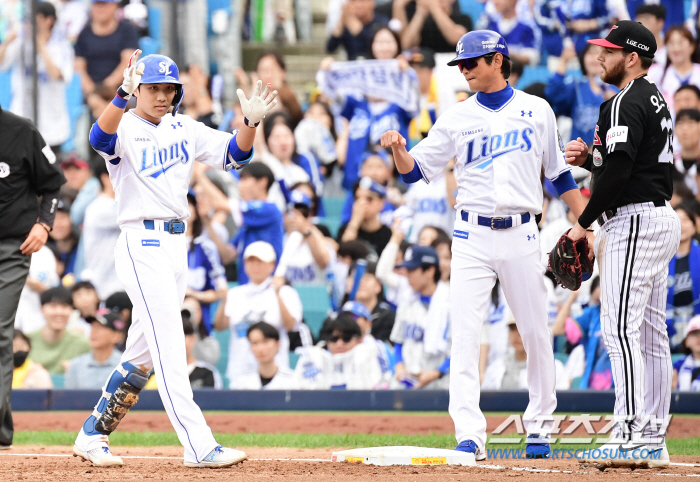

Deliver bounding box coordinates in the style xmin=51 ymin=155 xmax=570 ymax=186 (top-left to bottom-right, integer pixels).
xmin=234 ymin=366 xmax=297 ymax=390
xmin=15 ymin=246 xmax=59 ymax=333
xmin=99 ymin=111 xmax=239 ymax=226
xmin=404 ymin=175 xmax=455 ymax=242
xmin=409 ymin=90 xmax=570 ymax=216
xmin=293 ymin=344 xmax=383 ymax=390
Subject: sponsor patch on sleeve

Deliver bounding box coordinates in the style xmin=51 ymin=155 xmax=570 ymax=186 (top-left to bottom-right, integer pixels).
xmin=606 ymin=125 xmax=628 ymax=144
xmin=42 ymin=145 xmax=56 ymax=164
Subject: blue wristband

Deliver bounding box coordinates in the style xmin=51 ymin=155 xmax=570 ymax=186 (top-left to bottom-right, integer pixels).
xmin=112 ymin=95 xmax=128 ymax=109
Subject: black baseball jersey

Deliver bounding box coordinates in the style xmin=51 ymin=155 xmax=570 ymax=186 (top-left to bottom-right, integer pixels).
xmin=590 ymin=75 xmax=674 ymax=208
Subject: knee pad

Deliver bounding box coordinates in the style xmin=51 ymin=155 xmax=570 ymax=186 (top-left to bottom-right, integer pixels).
xmin=83 ymin=363 xmax=149 ymax=436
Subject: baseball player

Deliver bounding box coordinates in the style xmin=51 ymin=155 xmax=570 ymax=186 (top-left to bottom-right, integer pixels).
xmin=565 ymin=21 xmax=680 ymax=468
xmin=381 ymin=31 xmax=587 ymax=459
xmin=71 ymin=50 xmax=278 ymax=468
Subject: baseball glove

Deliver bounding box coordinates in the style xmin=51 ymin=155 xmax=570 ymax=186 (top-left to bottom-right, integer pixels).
xmin=548 ymin=231 xmax=594 ymax=291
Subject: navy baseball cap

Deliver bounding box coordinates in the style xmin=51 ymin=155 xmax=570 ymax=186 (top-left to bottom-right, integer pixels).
xmin=341 ymin=301 xmax=372 ymax=321
xmin=397 ymin=245 xmax=439 ymax=270
xmin=588 ymin=21 xmax=656 ymax=59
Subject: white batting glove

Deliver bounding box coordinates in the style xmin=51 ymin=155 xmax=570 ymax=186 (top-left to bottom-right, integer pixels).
xmin=236 ymin=80 xmax=278 ymax=127
xmin=118 ymin=49 xmax=145 ymax=99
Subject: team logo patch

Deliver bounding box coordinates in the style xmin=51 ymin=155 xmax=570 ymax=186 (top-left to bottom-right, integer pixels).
xmin=557 ymin=131 xmax=564 ymax=153
xmin=593 ymin=125 xmax=602 ymax=146
xmin=42 ymin=144 xmax=56 ymax=164
xmin=606 ymin=125 xmax=628 ymax=144
xmin=593 ymin=148 xmax=603 ymax=167
xmin=142 ymin=239 xmax=160 ymax=247
xmin=0 ymin=162 xmax=9 ymax=178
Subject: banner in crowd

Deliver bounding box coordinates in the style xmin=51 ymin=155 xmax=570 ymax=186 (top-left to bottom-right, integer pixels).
xmin=317 ymin=59 xmax=420 ymax=114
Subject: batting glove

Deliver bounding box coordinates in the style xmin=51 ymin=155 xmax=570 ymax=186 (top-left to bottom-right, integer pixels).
xmin=237 ymin=80 xmax=278 ymax=127
xmin=117 ymin=49 xmax=145 ymax=100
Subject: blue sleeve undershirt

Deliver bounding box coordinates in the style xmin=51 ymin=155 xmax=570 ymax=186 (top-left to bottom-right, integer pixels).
xmin=400 ymin=159 xmax=423 ymax=184
xmin=551 ymin=170 xmax=577 ymax=196
xmin=394 ymin=343 xmax=403 ymax=364
xmin=227 ymin=134 xmax=253 ymax=166
xmin=89 ymin=122 xmax=117 ymax=157
xmin=438 ymin=357 xmax=451 ymax=375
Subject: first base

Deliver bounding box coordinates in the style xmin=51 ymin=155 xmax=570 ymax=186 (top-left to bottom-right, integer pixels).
xmin=331 ymin=446 xmax=476 ymax=466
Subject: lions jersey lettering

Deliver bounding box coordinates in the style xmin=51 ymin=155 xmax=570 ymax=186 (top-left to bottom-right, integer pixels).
xmin=464 ymin=128 xmax=535 ymax=169
xmin=139 ymin=140 xmax=190 ymax=178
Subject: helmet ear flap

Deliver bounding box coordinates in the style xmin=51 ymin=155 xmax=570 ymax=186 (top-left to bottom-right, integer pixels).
xmin=172 ymin=85 xmax=184 ymax=115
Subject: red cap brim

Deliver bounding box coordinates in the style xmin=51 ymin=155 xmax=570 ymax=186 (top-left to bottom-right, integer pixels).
xmin=587 ymin=38 xmax=623 ymax=49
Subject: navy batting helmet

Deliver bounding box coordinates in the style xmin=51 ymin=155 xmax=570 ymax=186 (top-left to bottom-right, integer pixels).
xmin=137 ymin=54 xmax=185 ymax=115
xmin=447 ymin=30 xmax=510 ymax=66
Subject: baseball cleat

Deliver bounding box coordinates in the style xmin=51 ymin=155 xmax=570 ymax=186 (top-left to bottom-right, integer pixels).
xmin=455 ymin=439 xmax=486 ymax=461
xmin=184 ymin=445 xmax=248 ymax=468
xmin=579 ymin=439 xmax=669 ymax=469
xmin=73 ymin=428 xmax=123 ymax=467
xmin=525 ymin=434 xmax=551 ymax=459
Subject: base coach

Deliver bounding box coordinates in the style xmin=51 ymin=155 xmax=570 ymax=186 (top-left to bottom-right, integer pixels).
xmin=0 ymin=104 xmax=66 ymax=448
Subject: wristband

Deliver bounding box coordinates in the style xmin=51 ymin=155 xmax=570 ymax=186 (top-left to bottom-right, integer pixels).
xmin=112 ymin=94 xmax=128 ymax=109
xmin=38 ymin=222 xmax=51 ymax=234
xmin=244 ymin=117 xmax=260 ymax=128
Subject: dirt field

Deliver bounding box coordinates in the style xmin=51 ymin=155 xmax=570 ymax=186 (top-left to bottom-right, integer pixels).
xmin=6 ymin=412 xmax=700 ymax=481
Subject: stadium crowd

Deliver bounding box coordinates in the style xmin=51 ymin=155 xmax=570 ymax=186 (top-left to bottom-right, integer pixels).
xmin=4 ymin=0 xmax=700 ymax=393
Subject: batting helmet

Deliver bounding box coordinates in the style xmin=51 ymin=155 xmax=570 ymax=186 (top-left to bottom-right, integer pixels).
xmin=447 ymin=30 xmax=510 ymax=66
xmin=137 ymin=54 xmax=185 ymax=115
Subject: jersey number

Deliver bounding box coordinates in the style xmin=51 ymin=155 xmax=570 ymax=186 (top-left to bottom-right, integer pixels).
xmin=658 ymin=117 xmax=673 ymax=164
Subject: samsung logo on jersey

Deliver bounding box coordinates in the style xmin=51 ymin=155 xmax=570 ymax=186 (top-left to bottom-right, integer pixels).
xmin=464 ymin=128 xmax=535 ymax=167
xmin=139 ymin=140 xmax=191 ymax=178
xmin=462 ymin=128 xmax=484 ymax=136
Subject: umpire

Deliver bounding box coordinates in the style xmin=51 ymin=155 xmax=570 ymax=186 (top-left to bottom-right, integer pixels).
xmin=0 ymin=105 xmax=65 ymax=447
xmin=565 ymin=21 xmax=680 ymax=468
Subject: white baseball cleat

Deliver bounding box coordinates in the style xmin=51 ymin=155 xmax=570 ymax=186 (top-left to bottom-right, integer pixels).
xmin=184 ymin=445 xmax=248 ymax=468
xmin=72 ymin=429 xmax=123 ymax=467
xmin=579 ymin=439 xmax=669 ymax=469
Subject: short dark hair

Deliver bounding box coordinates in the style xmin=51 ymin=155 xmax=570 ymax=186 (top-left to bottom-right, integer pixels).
xmin=484 ymin=53 xmax=512 ymax=80
xmin=423 ymin=264 xmax=442 ymax=284
xmin=675 ymin=84 xmax=700 ymax=100
xmin=247 ymin=321 xmax=280 ymax=341
xmin=621 ymin=49 xmax=653 ymax=70
xmin=675 ymin=203 xmax=697 ymax=227
xmin=14 ymin=330 xmax=31 ymax=349
xmin=329 ymin=313 xmax=362 ymax=338
xmin=72 ymin=281 xmax=97 ymax=294
xmin=636 ymin=3 xmax=666 ymax=21
xmin=337 ymin=240 xmax=370 ymax=261
xmin=41 ymin=286 xmax=73 ymax=306
xmin=239 ymin=162 xmax=275 ymax=192
xmin=255 ymin=51 xmax=286 ymax=72
xmin=36 ymin=1 xmax=56 ymax=18
xmin=676 ymin=108 xmax=700 ymax=123
xmin=369 ymin=26 xmax=402 ymax=59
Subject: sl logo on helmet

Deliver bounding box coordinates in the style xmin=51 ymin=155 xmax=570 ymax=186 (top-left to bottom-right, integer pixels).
xmin=159 ymin=61 xmax=172 ymax=76
xmin=457 ymin=40 xmax=463 ymax=54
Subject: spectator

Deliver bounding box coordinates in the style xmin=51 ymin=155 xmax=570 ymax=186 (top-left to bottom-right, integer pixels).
xmin=294 ymin=100 xmax=338 ymax=177
xmin=565 ymin=0 xmax=612 ymax=53
xmin=416 ymin=225 xmax=450 ymax=247
xmin=14 ymin=246 xmax=59 ymax=334
xmin=235 ymin=322 xmax=296 ymax=389
xmin=404 ymin=170 xmax=455 ymax=243
xmin=182 ymin=296 xmax=221 ymax=367
xmin=46 ymin=200 xmax=80 ymax=278
xmin=105 ymin=291 xmax=131 ymax=350
xmin=338 ymin=177 xmax=393 ymax=256
xmin=27 ymin=287 xmax=90 ymax=374
xmin=183 ymin=317 xmax=222 ymax=389
xmin=483 ymin=314 xmax=570 ymax=389
xmin=648 ymin=26 xmax=700 ymax=117
xmin=674 ymin=84 xmax=700 ymax=114
xmin=552 ymin=277 xmax=611 ymax=389
xmin=55 ymin=0 xmax=89 ymax=43
xmin=347 ymin=262 xmax=395 ymax=341
xmin=667 ymin=204 xmax=700 ymax=352
xmin=390 ymin=245 xmax=451 ymax=389
xmin=546 ymin=44 xmax=617 ymax=143
xmin=673 ymin=109 xmax=700 ymax=195
xmin=406 ymin=47 xmax=437 ymax=148
xmin=62 ymin=153 xmax=101 ymax=226
xmin=635 ymin=4 xmax=667 ymax=66
xmin=71 ymin=281 xmax=100 ymax=336
xmin=295 ymin=314 xmax=382 ymax=389
xmin=180 ymin=65 xmax=217 ymax=129
xmin=483 ymin=0 xmax=541 ymax=65
xmin=81 ymin=161 xmax=121 ymax=299
xmin=326 ymin=0 xmax=390 ymax=60
xmin=281 ymin=190 xmax=336 ymax=285
xmin=0 ymin=2 xmax=74 ymax=154
xmin=329 ymin=240 xmax=371 ymax=308
xmin=340 ymin=149 xmax=395 ymax=225
xmin=376 ymin=218 xmax=413 ymax=309
xmin=185 ymin=193 xmax=228 ymax=334
xmin=12 ymin=330 xmax=52 ymax=389
xmin=214 ymin=241 xmax=303 ymax=387
xmin=431 ymin=237 xmax=452 ymax=283
xmin=74 ymin=0 xmax=139 ymax=96
xmin=263 ymin=113 xmax=323 ymax=197
xmin=64 ymin=312 xmax=123 ymax=389
xmin=393 ymin=0 xmax=472 ymax=53
xmin=672 ymin=315 xmax=700 ymax=391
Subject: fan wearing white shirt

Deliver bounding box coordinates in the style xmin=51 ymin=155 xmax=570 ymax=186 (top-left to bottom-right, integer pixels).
xmin=235 ymin=322 xmax=296 ymax=389
xmin=214 ymin=241 xmax=303 ymax=387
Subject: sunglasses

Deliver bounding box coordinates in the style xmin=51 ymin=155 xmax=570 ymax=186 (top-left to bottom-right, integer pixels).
xmin=459 ymin=53 xmax=495 ymax=71
xmin=328 ymin=333 xmax=359 ymax=343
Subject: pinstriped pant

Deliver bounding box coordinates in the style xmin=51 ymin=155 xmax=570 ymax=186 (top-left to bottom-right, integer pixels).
xmin=594 ymin=202 xmax=680 ymax=445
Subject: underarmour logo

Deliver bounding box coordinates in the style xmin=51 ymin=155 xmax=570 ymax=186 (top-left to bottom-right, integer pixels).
xmin=527 ymin=234 xmax=536 ymax=241
xmin=171 ymin=122 xmax=182 ymax=129
xmin=521 ymin=111 xmax=532 ymax=117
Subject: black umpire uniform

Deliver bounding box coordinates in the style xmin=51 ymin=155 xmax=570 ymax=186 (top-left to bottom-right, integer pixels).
xmin=576 ymin=22 xmax=681 ymax=452
xmin=0 ymin=105 xmax=65 ymax=446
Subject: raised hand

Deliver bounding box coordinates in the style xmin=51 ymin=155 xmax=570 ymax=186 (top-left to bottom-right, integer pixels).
xmin=236 ymin=80 xmax=278 ymax=126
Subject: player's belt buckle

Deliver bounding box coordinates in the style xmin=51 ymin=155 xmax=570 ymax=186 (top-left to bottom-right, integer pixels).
xmin=168 ymin=220 xmax=185 ymax=234
xmin=490 ymin=217 xmax=505 ymax=230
